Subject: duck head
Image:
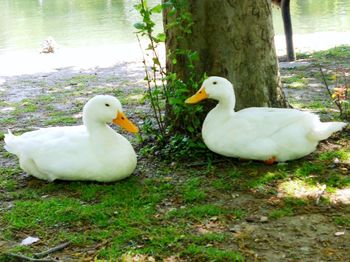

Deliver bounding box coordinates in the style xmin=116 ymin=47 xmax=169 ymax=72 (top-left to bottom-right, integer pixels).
xmin=185 ymin=76 xmax=234 ymax=104
xmin=83 ymin=95 xmax=139 ymax=133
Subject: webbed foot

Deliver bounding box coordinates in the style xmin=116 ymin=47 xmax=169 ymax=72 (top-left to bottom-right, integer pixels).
xmin=264 ymin=156 xmax=276 ymax=165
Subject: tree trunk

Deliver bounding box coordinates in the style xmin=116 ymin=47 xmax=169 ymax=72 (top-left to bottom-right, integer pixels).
xmin=281 ymin=0 xmax=295 ymax=61
xmin=163 ymin=0 xmax=287 ymax=110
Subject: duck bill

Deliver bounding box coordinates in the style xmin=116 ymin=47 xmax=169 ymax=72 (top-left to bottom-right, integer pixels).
xmin=185 ymin=87 xmax=208 ymax=104
xmin=112 ymin=112 xmax=139 ymax=133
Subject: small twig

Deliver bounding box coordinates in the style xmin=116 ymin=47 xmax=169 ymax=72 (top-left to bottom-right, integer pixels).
xmin=34 ymin=241 xmax=71 ymax=258
xmin=319 ymin=66 xmax=343 ymax=115
xmin=5 ymin=253 xmax=56 ymax=262
xmin=320 ymin=66 xmax=335 ymax=96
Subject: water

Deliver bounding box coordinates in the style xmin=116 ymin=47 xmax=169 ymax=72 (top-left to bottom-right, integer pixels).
xmin=0 ymin=0 xmax=160 ymax=54
xmin=0 ymin=0 xmax=349 ymax=54
xmin=272 ymin=0 xmax=350 ymax=34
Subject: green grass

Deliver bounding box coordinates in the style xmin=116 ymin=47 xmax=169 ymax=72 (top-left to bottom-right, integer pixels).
xmin=212 ymin=177 xmax=234 ymax=191
xmin=282 ymin=74 xmax=308 ymax=89
xmin=115 ymin=88 xmax=146 ymax=105
xmin=1 ymin=177 xmax=178 ymax=257
xmin=7 ymin=99 xmax=39 ymax=115
xmin=20 ymin=101 xmax=38 ymax=113
xmin=312 ymin=45 xmax=350 ymax=60
xmin=247 ymin=171 xmax=288 ymax=190
xmin=283 ymin=197 xmax=307 ymax=207
xmin=68 ymin=74 xmax=98 ymax=85
xmin=0 ymin=177 xmax=17 ymax=191
xmin=269 ymin=207 xmax=294 ymax=219
xmin=167 ymin=204 xmax=224 ymax=219
xmin=167 ymin=204 xmax=245 ymax=221
xmin=0 ymin=172 xmax=244 ymax=260
xmin=191 ymin=232 xmax=227 ymax=244
xmin=182 ymin=177 xmax=206 ymax=203
xmin=36 ymin=95 xmax=55 ymax=103
xmin=44 ymin=114 xmax=77 ymax=126
xmin=184 ymin=244 xmax=244 ymax=261
xmin=0 ymin=117 xmax=17 ymax=124
xmin=289 ymin=99 xmax=334 ymax=113
xmin=0 ymin=167 xmax=22 ymax=195
xmin=318 ymin=150 xmax=350 ymax=161
xmin=333 ymin=216 xmax=350 ymax=226
xmin=0 ymin=166 xmax=22 ymax=177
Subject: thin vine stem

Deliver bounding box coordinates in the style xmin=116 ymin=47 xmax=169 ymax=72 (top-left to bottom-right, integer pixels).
xmin=136 ymin=34 xmax=165 ymax=135
xmin=319 ymin=66 xmax=343 ymax=116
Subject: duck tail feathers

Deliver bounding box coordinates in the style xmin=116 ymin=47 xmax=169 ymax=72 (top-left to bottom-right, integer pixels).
xmin=307 ymin=122 xmax=347 ymax=141
xmin=4 ymin=129 xmax=17 ymax=154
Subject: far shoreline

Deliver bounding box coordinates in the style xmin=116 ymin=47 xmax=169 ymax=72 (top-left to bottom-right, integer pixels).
xmin=0 ymin=31 xmax=349 ymax=77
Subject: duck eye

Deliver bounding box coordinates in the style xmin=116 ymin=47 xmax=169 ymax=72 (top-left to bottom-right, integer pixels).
xmin=121 ymin=117 xmax=125 ymax=120
xmin=213 ymin=81 xmax=217 ymax=85
xmin=105 ymin=103 xmax=110 ymax=107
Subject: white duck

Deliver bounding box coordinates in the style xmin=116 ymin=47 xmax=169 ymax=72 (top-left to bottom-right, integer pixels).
xmin=186 ymin=76 xmax=347 ymax=163
xmin=4 ymin=95 xmax=139 ymax=182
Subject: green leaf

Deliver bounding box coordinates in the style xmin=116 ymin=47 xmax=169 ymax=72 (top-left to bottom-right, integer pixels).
xmin=133 ymin=22 xmax=145 ymax=30
xmin=155 ymin=33 xmax=166 ymax=43
xmin=169 ymin=97 xmax=183 ymax=105
xmin=161 ymin=2 xmax=173 ymax=9
xmin=187 ymin=126 xmax=194 ymax=133
xmin=133 ymin=3 xmax=142 ymax=11
xmin=168 ymin=8 xmax=177 ymax=17
xmin=151 ymin=4 xmax=163 ymax=13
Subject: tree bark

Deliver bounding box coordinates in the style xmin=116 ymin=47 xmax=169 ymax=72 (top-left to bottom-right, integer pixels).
xmin=163 ymin=0 xmax=287 ymax=110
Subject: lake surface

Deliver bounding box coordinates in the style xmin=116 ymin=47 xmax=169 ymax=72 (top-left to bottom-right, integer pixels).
xmin=0 ymin=0 xmax=160 ymax=54
xmin=272 ymin=0 xmax=350 ymax=34
xmin=0 ymin=0 xmax=349 ymax=54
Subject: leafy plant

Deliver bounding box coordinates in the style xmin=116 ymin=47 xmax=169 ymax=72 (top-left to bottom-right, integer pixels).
xmin=134 ymin=0 xmax=212 ymax=161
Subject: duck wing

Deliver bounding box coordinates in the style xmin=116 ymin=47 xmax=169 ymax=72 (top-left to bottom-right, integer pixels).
xmin=6 ymin=126 xmax=93 ymax=177
xmin=234 ymin=107 xmax=317 ymax=139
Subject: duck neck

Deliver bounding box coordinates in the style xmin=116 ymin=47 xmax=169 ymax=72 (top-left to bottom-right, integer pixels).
xmin=83 ymin=115 xmax=112 ymax=139
xmin=215 ymin=94 xmax=236 ymax=113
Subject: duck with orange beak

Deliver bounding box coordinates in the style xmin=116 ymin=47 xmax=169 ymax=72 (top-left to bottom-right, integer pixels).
xmin=186 ymin=76 xmax=347 ymax=163
xmin=4 ymin=95 xmax=139 ymax=182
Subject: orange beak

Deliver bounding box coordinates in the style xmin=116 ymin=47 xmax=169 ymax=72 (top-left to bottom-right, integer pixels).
xmin=185 ymin=86 xmax=208 ymax=104
xmin=112 ymin=112 xmax=139 ymax=133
